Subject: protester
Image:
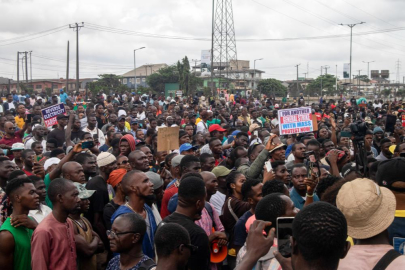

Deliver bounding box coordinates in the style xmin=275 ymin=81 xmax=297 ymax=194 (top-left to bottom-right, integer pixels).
xmin=111 ymin=170 xmax=157 ymax=259
xmin=31 ymin=178 xmax=80 ymax=270
xmin=163 ymin=175 xmax=210 ymax=270
xmin=337 ymin=178 xmax=405 ymax=269
xmin=154 ymin=223 xmax=194 ymax=270
xmin=0 ymin=177 xmax=39 ymax=270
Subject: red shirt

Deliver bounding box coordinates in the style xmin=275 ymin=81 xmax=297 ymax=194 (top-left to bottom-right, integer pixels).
xmin=160 ymin=184 xmax=178 ymax=219
xmin=22 ymin=169 xmax=33 ymax=176
xmin=0 ymin=130 xmax=23 ymax=160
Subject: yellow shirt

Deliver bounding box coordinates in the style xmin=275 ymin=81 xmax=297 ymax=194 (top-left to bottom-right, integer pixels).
xmin=229 ymin=94 xmax=234 ymax=102
xmin=15 ymin=116 xmax=25 ymax=129
xmin=196 ymin=118 xmax=201 ymax=124
xmin=125 ymin=121 xmax=130 ymax=130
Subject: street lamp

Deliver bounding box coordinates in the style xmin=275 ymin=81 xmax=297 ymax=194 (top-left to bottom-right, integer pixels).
xmin=134 ymin=47 xmax=145 ymax=91
xmin=339 ymin=22 xmax=365 ymax=91
xmin=362 ymin=60 xmax=375 ymax=79
xmin=253 ymin=58 xmax=263 ymax=90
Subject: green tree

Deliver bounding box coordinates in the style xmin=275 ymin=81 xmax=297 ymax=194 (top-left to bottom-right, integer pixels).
xmin=146 ymin=65 xmax=179 ymax=93
xmin=353 ymin=75 xmax=370 ymax=83
xmin=305 ymin=74 xmax=338 ymax=96
xmin=381 ymin=88 xmax=391 ymax=97
xmin=88 ymin=74 xmax=129 ymax=96
xmin=257 ymin=78 xmax=287 ymax=97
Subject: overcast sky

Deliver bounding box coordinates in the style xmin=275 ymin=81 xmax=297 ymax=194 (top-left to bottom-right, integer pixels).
xmin=1 ymin=0 xmax=405 ymax=82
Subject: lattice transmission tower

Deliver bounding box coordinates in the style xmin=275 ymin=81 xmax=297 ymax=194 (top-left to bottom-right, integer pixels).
xmin=212 ymin=0 xmax=239 ymax=90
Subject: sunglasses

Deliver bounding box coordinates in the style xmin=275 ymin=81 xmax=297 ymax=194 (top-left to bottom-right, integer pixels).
xmin=118 ymin=160 xmax=129 ymax=166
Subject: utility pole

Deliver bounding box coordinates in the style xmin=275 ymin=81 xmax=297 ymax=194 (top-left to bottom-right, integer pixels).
xmin=336 ymin=64 xmax=338 ymax=92
xmin=17 ymin=52 xmax=19 ymax=93
xmin=69 ymin=22 xmax=84 ymax=92
xmin=340 ymin=22 xmax=365 ymax=92
xmin=29 ymin=51 xmax=32 ymax=87
xmin=133 ymin=47 xmax=145 ymax=91
xmin=210 ymin=0 xmax=215 ymax=96
xmin=396 ymin=59 xmax=401 ymax=83
xmin=295 ymin=64 xmax=301 ymax=96
xmin=303 ymin=73 xmax=307 ymax=80
xmin=320 ymin=66 xmax=323 ymax=98
xmin=253 ymin=58 xmax=263 ymax=90
xmin=191 ymin=59 xmax=201 ymax=73
xmin=66 ymin=41 xmax=70 ymax=93
xmin=24 ymin=51 xmax=28 ymax=87
xmin=324 ymin=65 xmax=330 ymax=75
xmin=22 ymin=56 xmax=25 ymax=82
xmin=356 ymin=70 xmax=362 ymax=96
xmin=362 ymin=60 xmax=374 ymax=79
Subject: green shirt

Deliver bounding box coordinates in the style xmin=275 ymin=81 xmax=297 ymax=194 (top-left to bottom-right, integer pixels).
xmin=207 ymin=119 xmax=221 ymax=127
xmin=0 ymin=217 xmax=33 ymax=270
xmin=44 ymin=173 xmax=53 ymax=209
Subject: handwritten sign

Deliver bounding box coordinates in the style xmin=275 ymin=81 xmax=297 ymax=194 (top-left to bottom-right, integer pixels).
xmin=157 ymin=126 xmax=180 ymax=152
xmin=41 ymin=103 xmax=66 ymax=127
xmin=278 ymin=107 xmax=314 ymax=135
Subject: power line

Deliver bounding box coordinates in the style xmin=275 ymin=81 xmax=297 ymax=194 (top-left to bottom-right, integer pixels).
xmin=0 ymin=27 xmax=67 ymax=47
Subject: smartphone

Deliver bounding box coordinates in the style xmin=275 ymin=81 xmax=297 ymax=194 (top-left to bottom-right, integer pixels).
xmin=26 ymin=114 xmax=32 ymax=123
xmin=340 ymin=131 xmax=351 ymax=138
xmin=385 ymin=115 xmax=397 ymax=134
xmin=93 ymin=134 xmax=98 ymax=140
xmin=254 ymin=130 xmax=259 ymax=137
xmin=265 ymin=161 xmax=272 ymax=172
xmin=82 ymin=141 xmax=94 ymax=149
xmin=277 ymin=217 xmax=294 ymax=258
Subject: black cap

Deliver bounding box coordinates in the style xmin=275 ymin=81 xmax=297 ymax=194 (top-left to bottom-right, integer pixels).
xmin=376 ymin=157 xmax=405 ymax=192
xmin=341 ymin=162 xmax=357 ymax=178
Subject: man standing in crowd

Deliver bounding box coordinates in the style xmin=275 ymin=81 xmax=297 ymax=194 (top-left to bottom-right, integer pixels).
xmin=31 ymin=178 xmax=80 ymax=270
xmin=0 ymin=178 xmax=39 ymax=270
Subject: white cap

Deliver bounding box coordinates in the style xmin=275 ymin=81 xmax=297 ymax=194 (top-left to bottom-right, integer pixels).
xmin=44 ymin=157 xmax=60 ymax=171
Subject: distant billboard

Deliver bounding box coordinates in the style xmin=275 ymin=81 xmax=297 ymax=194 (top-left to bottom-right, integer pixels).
xmin=201 ymin=50 xmax=211 ymax=77
xmin=343 ymin=63 xmax=350 ymax=78
xmin=371 ymin=70 xmax=379 ymax=79
xmin=381 ymin=70 xmax=390 ymax=79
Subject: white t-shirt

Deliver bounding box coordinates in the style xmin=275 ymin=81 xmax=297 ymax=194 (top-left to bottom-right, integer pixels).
xmin=25 ymin=138 xmax=46 ymax=153
xmin=210 ymin=191 xmax=226 ymax=215
xmin=196 ymin=121 xmax=209 ymax=134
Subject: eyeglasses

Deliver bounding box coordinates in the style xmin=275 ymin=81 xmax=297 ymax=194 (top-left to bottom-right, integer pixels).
xmin=106 ymin=230 xmax=138 ymax=239
xmin=118 ymin=160 xmax=129 ymax=165
xmin=177 ymin=243 xmax=198 ymax=254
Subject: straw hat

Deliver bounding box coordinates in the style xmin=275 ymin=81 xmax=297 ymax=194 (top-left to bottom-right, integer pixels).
xmin=336 ymin=178 xmax=396 ymax=239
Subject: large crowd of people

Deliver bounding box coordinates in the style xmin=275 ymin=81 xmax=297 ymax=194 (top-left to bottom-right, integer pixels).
xmin=0 ymin=88 xmax=404 ymax=270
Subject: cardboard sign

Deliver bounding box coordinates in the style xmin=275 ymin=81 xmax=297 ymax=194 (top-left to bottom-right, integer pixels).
xmin=157 ymin=126 xmax=180 ymax=152
xmin=41 ymin=103 xmax=66 ymax=127
xmin=278 ymin=107 xmax=314 ymax=135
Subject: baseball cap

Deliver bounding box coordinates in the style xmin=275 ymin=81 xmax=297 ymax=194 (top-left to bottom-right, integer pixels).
xmin=179 ymin=143 xmax=197 ymax=153
xmin=145 ymin=171 xmax=163 ymax=189
xmin=365 ymin=116 xmax=373 ymax=124
xmin=73 ymin=183 xmax=95 ymax=199
xmin=11 ymin=143 xmax=24 ymax=151
xmin=336 ymin=178 xmax=396 ymax=239
xmin=209 ymin=124 xmax=226 ymax=133
xmin=118 ymin=115 xmax=126 ymax=121
xmin=131 ymin=119 xmax=138 ymax=125
xmin=171 ymin=155 xmax=184 ymax=167
xmin=212 ymin=166 xmax=232 ymax=178
xmin=376 ymin=157 xmax=405 ymax=192
xmin=57 ymin=114 xmax=68 ymax=120
xmin=373 ymin=127 xmax=384 ymax=134
xmin=341 ymin=162 xmax=357 ymax=178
